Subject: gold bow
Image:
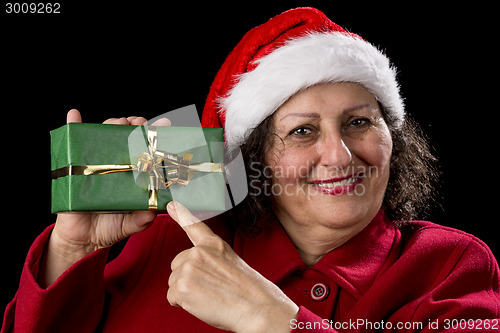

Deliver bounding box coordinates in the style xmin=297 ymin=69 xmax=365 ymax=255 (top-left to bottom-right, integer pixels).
xmin=138 ymin=127 xmax=223 ymax=209
xmin=51 ymin=126 xmax=224 ymax=210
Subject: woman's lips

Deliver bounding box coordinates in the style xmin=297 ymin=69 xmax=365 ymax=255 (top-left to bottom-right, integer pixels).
xmin=309 ymin=173 xmax=364 ymax=195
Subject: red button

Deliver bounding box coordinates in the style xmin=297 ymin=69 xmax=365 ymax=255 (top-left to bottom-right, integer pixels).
xmin=310 ymin=282 xmax=329 ymax=301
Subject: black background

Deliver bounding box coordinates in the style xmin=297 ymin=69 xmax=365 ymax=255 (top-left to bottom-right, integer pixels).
xmin=1 ymin=1 xmax=498 ymax=314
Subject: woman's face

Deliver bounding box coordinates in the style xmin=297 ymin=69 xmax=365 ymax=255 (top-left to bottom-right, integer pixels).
xmin=266 ymin=83 xmax=392 ymax=234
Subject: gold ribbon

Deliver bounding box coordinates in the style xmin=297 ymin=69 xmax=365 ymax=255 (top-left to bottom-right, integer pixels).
xmin=51 ymin=126 xmax=224 ymax=210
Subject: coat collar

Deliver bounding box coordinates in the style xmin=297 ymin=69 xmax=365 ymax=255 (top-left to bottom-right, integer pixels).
xmin=234 ymin=211 xmax=401 ymax=300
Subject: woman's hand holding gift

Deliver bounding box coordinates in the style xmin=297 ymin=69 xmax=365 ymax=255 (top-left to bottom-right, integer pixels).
xmin=40 ymin=109 xmax=170 ymax=287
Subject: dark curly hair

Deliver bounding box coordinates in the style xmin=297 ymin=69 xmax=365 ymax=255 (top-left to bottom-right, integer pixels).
xmin=228 ymin=103 xmax=440 ymax=235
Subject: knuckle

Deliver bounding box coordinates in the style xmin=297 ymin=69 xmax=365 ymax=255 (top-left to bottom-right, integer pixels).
xmin=171 ymin=249 xmax=189 ymax=270
xmin=181 ymin=260 xmax=197 ymax=275
xmin=166 ymin=289 xmax=182 ymax=308
xmin=206 ymin=235 xmax=228 ymax=252
xmin=166 ymin=288 xmax=175 ymax=302
xmin=175 ymin=276 xmax=192 ymax=294
xmin=187 ymin=247 xmax=204 ymax=261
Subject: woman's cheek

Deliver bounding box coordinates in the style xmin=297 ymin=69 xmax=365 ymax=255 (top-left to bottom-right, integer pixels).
xmin=270 ymin=150 xmax=316 ymax=183
xmin=355 ymin=128 xmax=392 ymax=171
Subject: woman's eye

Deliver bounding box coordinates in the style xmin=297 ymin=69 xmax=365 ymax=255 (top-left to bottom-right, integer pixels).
xmin=289 ymin=126 xmax=313 ymax=136
xmin=348 ymin=118 xmax=370 ymax=128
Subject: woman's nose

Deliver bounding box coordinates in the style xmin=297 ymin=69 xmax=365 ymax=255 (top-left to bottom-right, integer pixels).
xmin=316 ymin=132 xmax=353 ymax=169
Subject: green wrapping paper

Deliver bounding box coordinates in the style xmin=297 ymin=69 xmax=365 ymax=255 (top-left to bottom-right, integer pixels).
xmin=50 ymin=123 xmax=225 ymax=213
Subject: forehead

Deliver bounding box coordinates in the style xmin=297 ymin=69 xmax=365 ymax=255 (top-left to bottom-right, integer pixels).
xmin=274 ymin=83 xmax=379 ymax=120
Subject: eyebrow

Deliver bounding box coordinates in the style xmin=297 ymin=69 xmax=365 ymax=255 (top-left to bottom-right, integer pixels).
xmin=278 ymin=104 xmax=378 ymax=122
xmin=342 ymin=104 xmax=377 ymax=114
xmin=279 ymin=112 xmax=320 ymax=121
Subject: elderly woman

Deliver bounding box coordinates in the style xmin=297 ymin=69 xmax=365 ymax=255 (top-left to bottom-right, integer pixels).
xmin=3 ymin=7 xmax=499 ymax=333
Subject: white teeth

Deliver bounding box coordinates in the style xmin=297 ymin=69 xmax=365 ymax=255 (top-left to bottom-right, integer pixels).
xmin=315 ymin=176 xmax=360 ymax=187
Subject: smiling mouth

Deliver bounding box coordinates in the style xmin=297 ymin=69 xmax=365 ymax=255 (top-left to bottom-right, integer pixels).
xmin=309 ymin=173 xmax=364 ymax=194
xmin=311 ymin=173 xmax=364 ymax=186
xmin=315 ymin=176 xmax=361 ymax=187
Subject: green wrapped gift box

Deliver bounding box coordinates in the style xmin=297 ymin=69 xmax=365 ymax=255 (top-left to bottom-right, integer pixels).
xmin=50 ymin=123 xmax=225 ymax=213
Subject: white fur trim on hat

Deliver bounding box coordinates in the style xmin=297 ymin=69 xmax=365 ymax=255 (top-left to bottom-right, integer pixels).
xmin=220 ymin=32 xmax=404 ymax=152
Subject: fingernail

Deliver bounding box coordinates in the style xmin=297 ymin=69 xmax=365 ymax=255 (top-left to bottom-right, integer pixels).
xmin=168 ymin=201 xmax=177 ymax=210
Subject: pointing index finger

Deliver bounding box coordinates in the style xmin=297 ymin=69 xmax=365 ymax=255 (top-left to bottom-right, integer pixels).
xmin=167 ymin=201 xmax=215 ymax=246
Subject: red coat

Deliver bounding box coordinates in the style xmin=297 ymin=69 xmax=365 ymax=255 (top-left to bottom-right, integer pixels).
xmin=2 ymin=212 xmax=500 ymax=332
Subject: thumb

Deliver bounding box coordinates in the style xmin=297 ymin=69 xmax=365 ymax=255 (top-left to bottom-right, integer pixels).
xmin=67 ymin=109 xmax=82 ymax=123
xmin=122 ymin=211 xmax=156 ymax=237
xmin=167 ymin=201 xmax=215 ymax=246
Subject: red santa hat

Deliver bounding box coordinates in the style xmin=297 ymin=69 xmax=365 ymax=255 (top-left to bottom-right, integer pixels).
xmin=201 ymin=7 xmax=404 ymax=153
